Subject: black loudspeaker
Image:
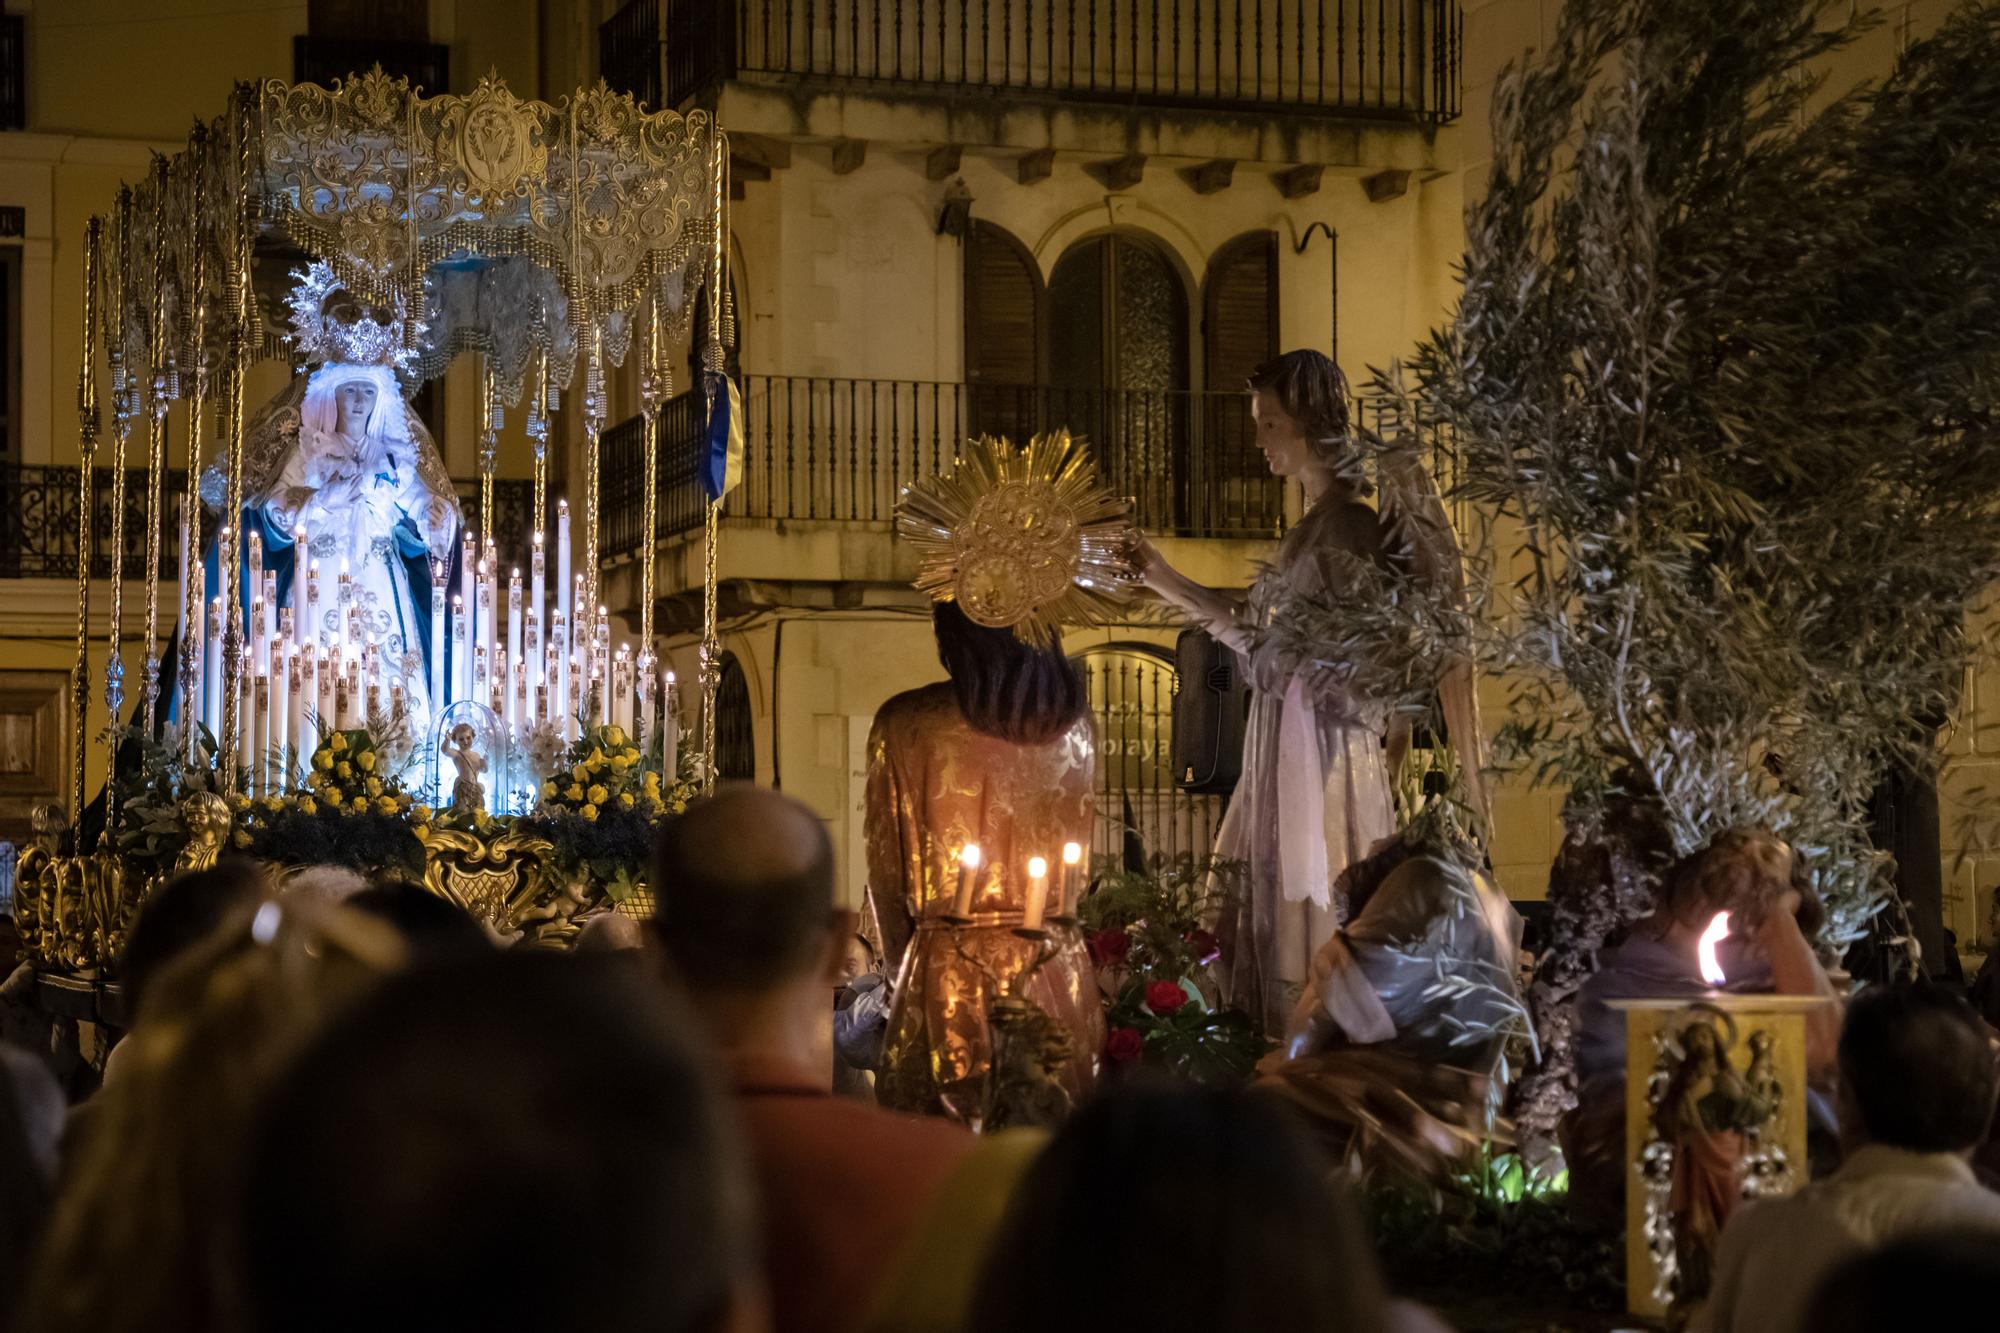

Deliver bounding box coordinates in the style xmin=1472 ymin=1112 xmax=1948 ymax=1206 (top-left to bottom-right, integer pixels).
xmin=1171 ymin=626 xmax=1251 ymax=794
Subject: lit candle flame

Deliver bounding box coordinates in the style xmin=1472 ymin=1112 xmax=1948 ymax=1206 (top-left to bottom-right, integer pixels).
xmin=1062 ymin=841 xmax=1083 ymax=867
xmin=1698 ymin=911 xmax=1732 ymax=985
xmin=960 ymin=844 xmax=982 ymax=870
xmin=1028 ymin=856 xmax=1048 ymax=879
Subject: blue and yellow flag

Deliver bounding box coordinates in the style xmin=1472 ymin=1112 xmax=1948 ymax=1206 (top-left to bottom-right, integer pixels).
xmin=702 ymin=371 xmax=744 ymax=501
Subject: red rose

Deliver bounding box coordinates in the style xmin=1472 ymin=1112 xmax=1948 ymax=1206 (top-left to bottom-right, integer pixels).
xmin=1086 ymin=928 xmax=1131 ymax=968
xmin=1185 ymin=928 xmax=1222 ymax=966
xmin=1106 ymin=1026 xmax=1145 ymax=1063
xmin=1145 ymin=979 xmax=1189 ymax=1016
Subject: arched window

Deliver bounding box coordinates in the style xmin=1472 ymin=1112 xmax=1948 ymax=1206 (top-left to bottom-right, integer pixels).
xmin=1045 ymin=233 xmax=1190 ymax=530
xmin=963 ymin=220 xmax=1044 ymax=442
xmin=714 ymin=651 xmax=756 ymax=782
xmin=1201 ymin=230 xmax=1284 ymax=532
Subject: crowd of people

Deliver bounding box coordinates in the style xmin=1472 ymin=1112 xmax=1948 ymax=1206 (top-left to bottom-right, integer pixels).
xmin=2 ymin=784 xmax=1997 ymax=1333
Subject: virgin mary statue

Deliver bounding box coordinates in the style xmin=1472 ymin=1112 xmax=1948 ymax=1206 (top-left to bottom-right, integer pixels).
xmin=200 ymin=262 xmax=459 ymax=742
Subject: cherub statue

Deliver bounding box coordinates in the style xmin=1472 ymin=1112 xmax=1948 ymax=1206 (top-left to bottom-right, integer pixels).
xmin=175 ymin=792 xmax=234 ymax=871
xmin=441 ymin=722 xmax=487 ymax=814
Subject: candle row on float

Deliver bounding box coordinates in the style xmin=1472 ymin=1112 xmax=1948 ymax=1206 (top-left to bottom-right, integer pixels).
xmin=948 ymin=841 xmax=1086 ymax=929
xmin=182 ymin=499 xmax=686 ymax=799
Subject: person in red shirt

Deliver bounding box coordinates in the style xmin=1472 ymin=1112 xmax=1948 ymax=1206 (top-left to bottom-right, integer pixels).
xmin=652 ymin=787 xmax=974 ymax=1333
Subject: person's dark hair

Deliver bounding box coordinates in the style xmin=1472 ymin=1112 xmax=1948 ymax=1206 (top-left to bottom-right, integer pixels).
xmin=1658 ymin=826 xmax=1825 ymax=938
xmin=1838 ymin=981 xmax=1999 ymax=1153
xmin=1247 ymin=349 xmax=1352 ymax=455
xmin=1802 ymin=1229 xmax=2000 ymax=1333
xmin=932 ymin=600 xmax=1085 ymax=746
xmin=240 ymin=952 xmax=752 ymax=1333
xmin=119 ymin=858 xmax=267 ymax=1021
xmin=651 ymin=785 xmax=838 ymax=991
xmin=969 ymin=1081 xmax=1389 ymax=1333
xmin=343 ymin=883 xmax=491 ymax=964
xmin=1 ymin=1047 xmax=61 ymax=1333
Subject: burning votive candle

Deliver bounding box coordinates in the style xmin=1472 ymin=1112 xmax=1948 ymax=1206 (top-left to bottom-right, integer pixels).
xmin=1023 ymin=856 xmax=1051 ymax=931
xmin=1058 ymin=841 xmax=1084 ymax=918
xmin=951 ymin=844 xmax=982 ymax=918
xmin=1698 ymin=911 xmax=1732 ymax=986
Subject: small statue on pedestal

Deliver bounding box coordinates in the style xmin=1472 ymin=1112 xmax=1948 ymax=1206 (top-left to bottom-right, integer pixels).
xmin=442 ymin=722 xmax=487 ymax=815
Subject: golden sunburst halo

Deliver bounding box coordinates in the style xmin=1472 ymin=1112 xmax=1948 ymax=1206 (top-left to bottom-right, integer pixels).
xmin=896 ymin=432 xmax=1138 ymax=645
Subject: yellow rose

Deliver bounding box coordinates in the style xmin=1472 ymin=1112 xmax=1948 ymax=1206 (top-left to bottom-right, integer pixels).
xmin=586 ymin=785 xmax=608 ymax=807
xmin=314 ymin=750 xmax=334 ymax=771
xmin=298 ymin=796 xmax=317 ymax=815
xmin=643 ymin=771 xmax=661 ymax=791
xmin=604 ymin=726 xmax=627 ymax=748
xmin=580 ymin=803 xmax=598 ymax=821
xmin=588 ymin=747 xmax=606 ymax=766
xmin=365 ymin=777 xmax=383 ymax=797
xmin=232 ymin=830 xmax=251 ymax=848
xmin=376 ymin=795 xmax=399 ymax=816
xmin=357 ymin=751 xmax=376 ymax=772
xmin=331 ymin=733 xmax=348 ymax=753
xmin=542 ymin=780 xmax=558 ymax=801
xmin=412 ymin=803 xmax=432 ymax=822
xmin=229 ymin=793 xmax=251 ymax=812
xmin=618 ymin=792 xmax=635 ymax=810
xmin=336 ymin=761 xmax=352 ymax=779
xmin=571 ymin=763 xmax=590 ymax=784
xmin=351 ymin=794 xmax=371 ymax=812
xmin=261 ymin=795 xmax=283 ymax=813
xmin=610 ymin=753 xmax=631 ymax=773
xmin=622 ymin=747 xmax=640 ymax=764
xmin=565 ymin=783 xmax=584 ymax=802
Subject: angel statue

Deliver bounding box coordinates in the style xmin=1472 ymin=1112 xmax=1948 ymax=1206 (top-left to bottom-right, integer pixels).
xmin=193 ymin=261 xmax=460 ymax=744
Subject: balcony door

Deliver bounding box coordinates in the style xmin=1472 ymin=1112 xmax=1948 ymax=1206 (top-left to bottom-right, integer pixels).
xmin=1046 ymin=234 xmax=1191 ymax=531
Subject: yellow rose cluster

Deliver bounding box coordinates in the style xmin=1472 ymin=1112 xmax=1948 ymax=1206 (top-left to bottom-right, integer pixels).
xmin=290 ymin=728 xmax=415 ymax=819
xmin=536 ymin=724 xmax=684 ymax=823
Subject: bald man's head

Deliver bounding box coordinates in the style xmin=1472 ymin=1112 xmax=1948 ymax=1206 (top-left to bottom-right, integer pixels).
xmin=650 ymin=785 xmax=838 ymax=991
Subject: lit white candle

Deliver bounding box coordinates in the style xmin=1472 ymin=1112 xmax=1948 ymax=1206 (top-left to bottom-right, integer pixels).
xmin=364 ymin=637 xmax=382 ymax=723
xmin=506 ymin=569 xmax=523 ymax=728
xmin=556 ymin=499 xmax=572 ymax=644
xmin=513 ymin=656 xmax=528 ymax=740
xmin=1023 ymin=856 xmax=1051 ymax=931
xmin=204 ymin=597 xmax=224 ymax=739
xmin=530 ymin=531 xmax=546 ymax=698
xmin=567 ymin=653 xmax=582 ymax=742
xmin=613 ymin=648 xmax=634 ymax=736
xmin=451 ymin=593 xmax=468 ymax=707
xmin=635 ymin=652 xmax=652 ymax=768
xmin=261 ymin=569 xmax=277 ymax=658
xmin=1059 ymin=841 xmax=1085 ymax=919
xmin=334 ymin=668 xmax=351 ymax=733
xmin=287 ymin=645 xmax=307 ymax=786
xmin=291 ymin=530 xmax=308 ymax=647
xmin=429 ymin=557 xmax=446 ymax=718
xmin=473 ymin=644 xmax=489 ymax=712
xmin=553 ymin=613 xmax=571 ymax=738
xmin=267 ymin=633 xmax=287 ymax=790
xmin=535 ymin=683 xmax=549 ymax=737
xmin=304 ymin=560 xmax=321 ymax=651
xmin=248 ymin=665 xmax=268 ymax=796
xmin=479 ymin=560 xmax=497 ymax=694
xmin=523 ymin=610 xmax=541 ymax=727
xmin=247 ymin=528 xmax=263 ymax=621
xmin=952 ymin=844 xmax=982 ymax=918
xmin=313 ymin=642 xmax=333 ymax=743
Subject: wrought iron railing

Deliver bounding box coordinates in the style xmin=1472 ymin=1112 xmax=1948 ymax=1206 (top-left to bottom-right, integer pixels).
xmin=0 ymin=465 xmax=537 ymax=580
xmin=599 ymin=0 xmax=666 ymax=110
xmin=1076 ymin=643 xmax=1226 ymax=863
xmin=597 ymin=376 xmax=1291 ymax=560
xmin=624 ymin=0 xmax=1460 ymax=121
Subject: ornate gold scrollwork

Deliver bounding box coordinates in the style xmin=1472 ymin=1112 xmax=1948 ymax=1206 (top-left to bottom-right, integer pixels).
xmin=418 ymin=824 xmax=564 ymax=940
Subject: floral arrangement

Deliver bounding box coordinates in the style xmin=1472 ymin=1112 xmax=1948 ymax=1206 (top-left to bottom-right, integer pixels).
xmin=521 ymin=724 xmax=697 ymax=899
xmin=234 ymin=728 xmax=428 ymax=879
xmin=1077 ymin=852 xmax=1269 ymax=1085
xmin=111 ymin=722 xmax=224 ymax=872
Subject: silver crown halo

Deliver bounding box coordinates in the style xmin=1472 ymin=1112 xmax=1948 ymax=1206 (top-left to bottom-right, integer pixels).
xmin=285 ymin=260 xmax=421 ymax=370
xmin=896 ymin=431 xmax=1138 ymax=647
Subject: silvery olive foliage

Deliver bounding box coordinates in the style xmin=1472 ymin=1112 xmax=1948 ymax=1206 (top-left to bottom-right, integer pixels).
xmin=1277 ymin=0 xmax=2000 ymax=1133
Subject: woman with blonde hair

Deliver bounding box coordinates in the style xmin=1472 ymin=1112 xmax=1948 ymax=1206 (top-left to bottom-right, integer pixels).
xmin=25 ymin=892 xmax=402 ymax=1333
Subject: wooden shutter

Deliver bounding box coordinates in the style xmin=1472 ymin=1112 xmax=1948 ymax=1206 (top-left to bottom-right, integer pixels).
xmin=1204 ymin=231 xmax=1279 ymax=394
xmin=1202 ymin=231 xmax=1282 ymax=520
xmin=963 ymin=221 xmax=1043 ymax=440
